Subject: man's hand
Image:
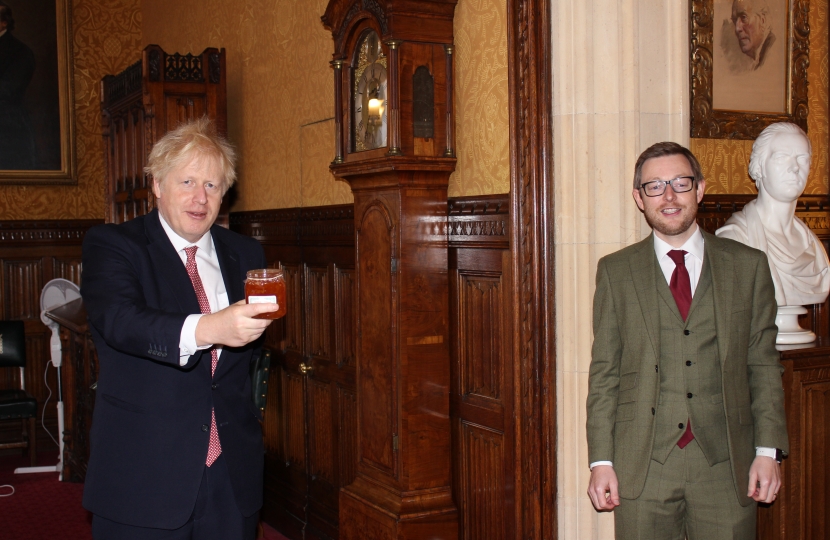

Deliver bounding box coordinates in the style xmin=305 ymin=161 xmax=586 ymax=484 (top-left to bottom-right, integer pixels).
xmin=747 ymin=455 xmax=781 ymax=503
xmin=587 ymin=465 xmax=620 ymax=511
xmin=195 ymin=300 xmax=277 ymax=348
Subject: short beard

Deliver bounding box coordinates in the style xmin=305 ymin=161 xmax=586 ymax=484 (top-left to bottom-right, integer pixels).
xmin=644 ymin=209 xmax=698 ymax=238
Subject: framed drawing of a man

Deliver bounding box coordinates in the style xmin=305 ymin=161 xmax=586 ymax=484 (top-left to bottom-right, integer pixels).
xmin=0 ymin=0 xmax=75 ymax=184
xmin=690 ymin=0 xmax=809 ymax=140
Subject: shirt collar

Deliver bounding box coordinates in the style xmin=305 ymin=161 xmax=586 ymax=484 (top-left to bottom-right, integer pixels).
xmin=653 ymin=223 xmax=704 ymax=263
xmin=158 ymin=212 xmax=214 ymax=258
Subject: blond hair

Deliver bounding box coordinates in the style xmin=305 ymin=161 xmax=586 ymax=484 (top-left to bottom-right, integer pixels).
xmin=145 ymin=117 xmax=237 ymax=192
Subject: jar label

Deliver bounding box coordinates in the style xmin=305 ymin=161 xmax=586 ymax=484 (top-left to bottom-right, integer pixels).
xmin=249 ymin=295 xmax=278 ymax=306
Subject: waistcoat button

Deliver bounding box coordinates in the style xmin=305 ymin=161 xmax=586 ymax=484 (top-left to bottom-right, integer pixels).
xmin=687 ymin=393 xmax=693 ymax=399
xmin=678 ymin=423 xmax=684 ymax=429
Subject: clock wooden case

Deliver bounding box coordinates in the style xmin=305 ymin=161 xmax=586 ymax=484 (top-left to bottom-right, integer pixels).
xmin=322 ymin=1 xmax=459 ymax=539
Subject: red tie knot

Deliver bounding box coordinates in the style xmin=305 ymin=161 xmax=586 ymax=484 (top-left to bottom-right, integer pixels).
xmin=668 ymin=249 xmax=687 ymax=267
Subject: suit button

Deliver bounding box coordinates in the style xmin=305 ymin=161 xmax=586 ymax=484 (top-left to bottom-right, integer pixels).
xmin=655 ymin=365 xmax=658 ymax=373
xmin=651 ymin=408 xmax=655 ymax=415
xmin=212 ymin=384 xmax=217 ymax=390
xmin=686 ymin=361 xmax=692 ymax=366
xmin=687 ymin=393 xmax=693 ymax=399
xmin=684 ymin=330 xmax=690 ymax=336
xmin=201 ymin=424 xmax=209 ymax=432
xmin=678 ymin=423 xmax=684 ymax=429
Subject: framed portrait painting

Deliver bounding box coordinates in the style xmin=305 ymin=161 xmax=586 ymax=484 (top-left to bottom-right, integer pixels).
xmin=690 ymin=0 xmax=809 ymax=139
xmin=0 ymin=0 xmax=76 ymax=184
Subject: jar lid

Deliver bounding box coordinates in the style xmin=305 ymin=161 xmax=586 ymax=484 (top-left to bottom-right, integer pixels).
xmin=246 ymin=268 xmax=284 ymax=279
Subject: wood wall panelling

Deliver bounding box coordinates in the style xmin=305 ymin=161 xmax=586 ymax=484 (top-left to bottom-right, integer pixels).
xmin=0 ymin=219 xmax=100 ymax=463
xmin=232 ymin=195 xmax=511 ymax=539
xmin=449 ymin=194 xmax=512 ymax=539
xmin=231 ymin=205 xmax=357 ymax=540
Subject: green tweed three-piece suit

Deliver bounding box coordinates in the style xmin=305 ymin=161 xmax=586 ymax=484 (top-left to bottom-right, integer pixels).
xmin=587 ymin=230 xmax=789 ymax=509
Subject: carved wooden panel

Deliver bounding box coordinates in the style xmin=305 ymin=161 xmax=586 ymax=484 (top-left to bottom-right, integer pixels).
xmin=802 ymin=382 xmax=829 ymax=540
xmin=460 ymin=422 xmax=505 ymax=540
xmin=283 ymin=264 xmax=304 ymax=354
xmin=460 ymin=274 xmax=503 ymax=402
xmin=335 ymin=267 xmax=356 ymax=367
xmin=285 ymin=372 xmax=307 ymax=467
xmin=306 ymin=266 xmax=331 ymax=360
xmin=309 ymin=379 xmax=335 ymax=483
xmin=758 ymin=346 xmax=830 ymax=540
xmin=356 ymin=205 xmax=396 ymax=476
xmin=338 ymin=386 xmax=358 ymax=488
xmin=449 ymin=195 xmax=512 ymax=539
xmin=52 ymin=258 xmax=84 ymax=286
xmin=3 ymin=261 xmax=43 ymax=320
xmin=263 ymin=365 xmax=285 ymax=457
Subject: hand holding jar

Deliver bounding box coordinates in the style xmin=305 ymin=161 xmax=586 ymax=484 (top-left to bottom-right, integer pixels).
xmin=245 ymin=269 xmax=287 ymax=319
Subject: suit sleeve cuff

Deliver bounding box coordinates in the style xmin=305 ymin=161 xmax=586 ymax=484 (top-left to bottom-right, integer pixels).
xmin=179 ymin=314 xmax=212 ymax=366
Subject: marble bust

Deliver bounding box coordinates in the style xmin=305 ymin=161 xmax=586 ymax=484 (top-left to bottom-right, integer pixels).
xmin=716 ymin=122 xmax=830 ymax=307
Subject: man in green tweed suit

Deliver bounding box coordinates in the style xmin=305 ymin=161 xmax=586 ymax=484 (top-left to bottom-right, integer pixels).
xmin=586 ymin=142 xmax=789 ymax=539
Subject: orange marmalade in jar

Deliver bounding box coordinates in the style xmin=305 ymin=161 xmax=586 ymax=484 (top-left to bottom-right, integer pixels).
xmin=245 ymin=269 xmax=286 ymax=319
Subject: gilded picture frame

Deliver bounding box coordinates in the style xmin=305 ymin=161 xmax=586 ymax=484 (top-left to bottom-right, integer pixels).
xmin=690 ymin=0 xmax=809 ymax=140
xmin=0 ymin=0 xmax=76 ymax=184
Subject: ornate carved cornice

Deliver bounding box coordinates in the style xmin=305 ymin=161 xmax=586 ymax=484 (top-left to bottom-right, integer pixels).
xmin=0 ymin=220 xmax=102 ymax=246
xmin=101 ymin=61 xmax=142 ymax=108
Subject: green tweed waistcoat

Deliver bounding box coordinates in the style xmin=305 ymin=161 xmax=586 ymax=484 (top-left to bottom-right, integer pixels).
xmin=653 ymin=261 xmax=729 ymax=466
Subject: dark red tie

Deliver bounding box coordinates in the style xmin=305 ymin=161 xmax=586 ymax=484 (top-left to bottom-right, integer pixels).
xmin=184 ymin=246 xmax=222 ymax=466
xmin=667 ymin=249 xmax=694 ymax=449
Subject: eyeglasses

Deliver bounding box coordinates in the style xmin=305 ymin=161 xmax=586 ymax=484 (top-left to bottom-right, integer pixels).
xmin=639 ymin=176 xmax=696 ymax=197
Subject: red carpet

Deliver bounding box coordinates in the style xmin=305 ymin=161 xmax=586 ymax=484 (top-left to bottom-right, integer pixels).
xmin=0 ymin=452 xmax=90 ymax=540
xmin=0 ymin=452 xmax=290 ymax=540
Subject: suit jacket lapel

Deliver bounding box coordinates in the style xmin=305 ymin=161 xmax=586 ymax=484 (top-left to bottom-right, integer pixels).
xmin=213 ymin=227 xmax=244 ymax=304
xmin=704 ymin=231 xmax=734 ymax=366
xmin=629 ymin=235 xmax=661 ymax=361
xmin=145 ymin=210 xmax=202 ymax=314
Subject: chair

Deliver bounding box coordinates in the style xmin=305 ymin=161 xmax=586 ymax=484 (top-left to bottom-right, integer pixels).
xmin=0 ymin=320 xmax=37 ymax=466
xmin=250 ymin=347 xmax=272 ymax=417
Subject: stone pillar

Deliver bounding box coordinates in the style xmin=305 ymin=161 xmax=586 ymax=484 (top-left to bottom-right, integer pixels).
xmin=551 ymin=0 xmax=689 ymax=537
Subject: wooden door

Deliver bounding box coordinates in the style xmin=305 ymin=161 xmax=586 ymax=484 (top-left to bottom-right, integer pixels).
xmin=240 ymin=206 xmax=357 ymax=540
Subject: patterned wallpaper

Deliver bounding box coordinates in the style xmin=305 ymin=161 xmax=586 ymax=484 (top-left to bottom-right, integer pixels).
xmin=450 ymin=0 xmax=511 ymax=197
xmin=141 ymin=0 xmax=510 ymax=211
xmin=694 ymin=0 xmax=828 ymax=194
xmin=141 ymin=0 xmax=349 ymax=211
xmin=0 ymin=0 xmax=142 ymax=219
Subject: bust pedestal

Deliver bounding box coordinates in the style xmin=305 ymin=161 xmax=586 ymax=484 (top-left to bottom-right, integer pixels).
xmin=774 ymin=305 xmax=816 ymax=346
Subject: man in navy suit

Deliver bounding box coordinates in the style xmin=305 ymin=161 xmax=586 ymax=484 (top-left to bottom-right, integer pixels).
xmin=81 ymin=117 xmax=278 ymax=539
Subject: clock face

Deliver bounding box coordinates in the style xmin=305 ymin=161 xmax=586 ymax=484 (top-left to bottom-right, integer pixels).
xmin=353 ymin=31 xmax=387 ymax=152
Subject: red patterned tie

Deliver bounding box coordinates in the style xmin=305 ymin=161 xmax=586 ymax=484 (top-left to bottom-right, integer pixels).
xmin=184 ymin=246 xmax=222 ymax=466
xmin=667 ymin=249 xmax=694 ymax=449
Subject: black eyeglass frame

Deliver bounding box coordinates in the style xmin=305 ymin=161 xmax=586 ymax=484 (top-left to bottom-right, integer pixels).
xmin=639 ymin=176 xmax=697 ymax=197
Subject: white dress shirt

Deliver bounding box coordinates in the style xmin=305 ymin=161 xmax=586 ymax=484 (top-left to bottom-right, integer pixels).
xmin=590 ymin=224 xmax=774 ymax=469
xmin=158 ymin=214 xmax=229 ymax=366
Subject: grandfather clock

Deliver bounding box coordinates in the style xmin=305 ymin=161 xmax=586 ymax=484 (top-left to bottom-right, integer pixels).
xmin=322 ymin=1 xmax=458 ymax=539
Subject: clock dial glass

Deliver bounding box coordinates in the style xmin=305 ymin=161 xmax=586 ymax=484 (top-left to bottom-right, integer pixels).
xmin=353 ymin=31 xmax=387 ymax=152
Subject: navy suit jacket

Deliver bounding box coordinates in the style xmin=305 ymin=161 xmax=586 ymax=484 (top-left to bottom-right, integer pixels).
xmin=80 ymin=209 xmax=265 ymax=529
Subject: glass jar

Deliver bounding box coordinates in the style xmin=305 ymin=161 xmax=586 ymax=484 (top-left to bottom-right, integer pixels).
xmin=245 ymin=268 xmax=287 ymax=319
